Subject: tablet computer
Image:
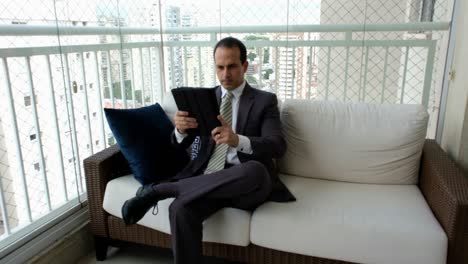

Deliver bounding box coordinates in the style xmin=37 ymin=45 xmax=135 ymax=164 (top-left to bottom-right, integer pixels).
xmin=171 ymin=87 xmax=221 ymax=136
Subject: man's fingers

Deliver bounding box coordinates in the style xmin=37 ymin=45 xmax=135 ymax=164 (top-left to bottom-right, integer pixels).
xmin=176 ymin=111 xmax=189 ymax=116
xmin=217 ymin=115 xmax=229 ymax=127
xmin=185 ymin=120 xmax=198 ymax=128
xmin=175 ymin=113 xmax=198 ymax=134
xmin=176 ymin=116 xmax=197 ymax=124
xmin=211 ymin=127 xmax=222 ymax=138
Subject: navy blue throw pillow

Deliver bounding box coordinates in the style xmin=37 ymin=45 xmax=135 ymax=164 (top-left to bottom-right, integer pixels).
xmin=104 ymin=103 xmax=188 ymax=185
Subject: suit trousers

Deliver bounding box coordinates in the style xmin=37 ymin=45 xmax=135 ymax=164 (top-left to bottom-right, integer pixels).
xmin=164 ymin=160 xmax=272 ymax=264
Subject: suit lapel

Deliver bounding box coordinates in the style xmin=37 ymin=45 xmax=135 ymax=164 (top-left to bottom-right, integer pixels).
xmin=211 ymin=86 xmax=222 ymax=155
xmin=236 ymin=83 xmax=255 ymax=134
xmin=215 ymin=86 xmax=222 ymax=105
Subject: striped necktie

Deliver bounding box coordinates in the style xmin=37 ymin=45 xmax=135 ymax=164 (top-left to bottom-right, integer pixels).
xmin=205 ymin=92 xmax=233 ymax=174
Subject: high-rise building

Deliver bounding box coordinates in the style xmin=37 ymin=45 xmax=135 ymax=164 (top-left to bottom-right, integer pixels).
xmin=141 ymin=1 xmax=164 ymax=103
xmin=272 ymin=33 xmax=306 ymax=101
xmin=318 ymin=0 xmax=410 ymax=103
xmin=165 ymin=6 xmax=184 ymax=89
xmin=0 ymin=17 xmax=101 ymax=233
xmin=97 ymin=14 xmax=132 ymax=107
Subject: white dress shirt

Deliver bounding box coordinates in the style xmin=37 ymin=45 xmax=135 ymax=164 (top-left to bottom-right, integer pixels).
xmin=175 ymin=81 xmax=253 ymax=165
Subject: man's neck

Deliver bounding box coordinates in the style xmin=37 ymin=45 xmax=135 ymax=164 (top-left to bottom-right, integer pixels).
xmin=221 ymin=81 xmax=246 ymax=97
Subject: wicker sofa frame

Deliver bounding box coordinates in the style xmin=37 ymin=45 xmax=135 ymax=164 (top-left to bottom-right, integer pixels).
xmin=84 ymin=139 xmax=468 ymax=264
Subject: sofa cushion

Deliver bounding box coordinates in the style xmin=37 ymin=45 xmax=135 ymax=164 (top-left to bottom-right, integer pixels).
xmin=103 ymin=175 xmax=252 ymax=246
xmin=104 ymin=103 xmax=189 ymax=185
xmin=250 ymin=175 xmax=447 ymax=264
xmin=279 ymin=100 xmax=428 ymax=184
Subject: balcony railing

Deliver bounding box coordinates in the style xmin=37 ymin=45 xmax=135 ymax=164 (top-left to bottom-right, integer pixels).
xmin=0 ymin=21 xmax=450 ymax=256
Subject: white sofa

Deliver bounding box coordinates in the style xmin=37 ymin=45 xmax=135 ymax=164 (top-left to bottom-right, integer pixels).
xmin=85 ymin=96 xmax=468 ymax=264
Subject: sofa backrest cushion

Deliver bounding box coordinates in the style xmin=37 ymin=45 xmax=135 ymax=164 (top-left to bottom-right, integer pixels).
xmin=278 ymin=99 xmax=429 ymax=184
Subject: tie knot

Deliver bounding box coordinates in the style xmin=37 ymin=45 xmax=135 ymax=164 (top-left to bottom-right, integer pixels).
xmin=224 ymin=92 xmax=233 ymax=102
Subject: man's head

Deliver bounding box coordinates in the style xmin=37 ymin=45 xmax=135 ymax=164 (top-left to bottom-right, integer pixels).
xmin=213 ymin=37 xmax=248 ymax=90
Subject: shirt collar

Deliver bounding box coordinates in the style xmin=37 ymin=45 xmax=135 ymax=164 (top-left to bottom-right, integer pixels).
xmin=221 ymin=80 xmax=245 ymax=100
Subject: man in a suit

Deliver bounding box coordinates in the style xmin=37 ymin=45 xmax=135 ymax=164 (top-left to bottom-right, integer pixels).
xmin=122 ymin=37 xmax=295 ymax=264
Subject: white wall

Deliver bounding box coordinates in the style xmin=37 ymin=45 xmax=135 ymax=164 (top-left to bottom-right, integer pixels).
xmin=441 ymin=0 xmax=468 ymax=169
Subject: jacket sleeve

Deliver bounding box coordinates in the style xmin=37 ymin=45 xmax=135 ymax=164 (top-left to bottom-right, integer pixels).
xmin=171 ymin=130 xmax=196 ymax=151
xmin=241 ymin=94 xmax=286 ymax=161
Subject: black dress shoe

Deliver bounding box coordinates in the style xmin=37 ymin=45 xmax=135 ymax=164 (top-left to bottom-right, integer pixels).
xmin=121 ymin=184 xmax=162 ymax=225
xmin=135 ymin=184 xmax=155 ymax=197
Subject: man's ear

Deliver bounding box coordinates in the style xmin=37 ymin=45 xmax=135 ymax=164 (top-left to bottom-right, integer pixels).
xmin=243 ymin=61 xmax=249 ymax=73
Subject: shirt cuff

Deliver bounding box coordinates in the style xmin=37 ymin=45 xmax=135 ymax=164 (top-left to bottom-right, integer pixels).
xmin=236 ymin=135 xmax=253 ymax=154
xmin=174 ymin=128 xmax=188 ymax=143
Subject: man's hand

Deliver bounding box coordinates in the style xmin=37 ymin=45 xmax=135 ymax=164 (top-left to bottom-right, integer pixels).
xmin=174 ymin=111 xmax=198 ymax=134
xmin=211 ymin=115 xmax=239 ymax=147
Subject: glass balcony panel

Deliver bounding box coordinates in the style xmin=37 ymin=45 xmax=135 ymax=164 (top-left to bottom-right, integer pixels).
xmin=0 ymin=0 xmax=454 ymax=258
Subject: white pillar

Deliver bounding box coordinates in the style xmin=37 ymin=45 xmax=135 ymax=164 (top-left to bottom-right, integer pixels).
xmin=441 ymin=0 xmax=468 ymax=170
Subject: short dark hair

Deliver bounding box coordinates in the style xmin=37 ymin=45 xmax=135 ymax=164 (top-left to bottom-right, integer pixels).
xmin=213 ymin=37 xmax=247 ymax=64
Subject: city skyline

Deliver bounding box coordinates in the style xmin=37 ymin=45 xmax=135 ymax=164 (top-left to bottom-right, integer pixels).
xmin=1 ymin=0 xmax=322 ymax=28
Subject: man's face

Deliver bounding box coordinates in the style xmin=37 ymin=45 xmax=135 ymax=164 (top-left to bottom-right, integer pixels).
xmin=214 ymin=46 xmax=248 ymax=90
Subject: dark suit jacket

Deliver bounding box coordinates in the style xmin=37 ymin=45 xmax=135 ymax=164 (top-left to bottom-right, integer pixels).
xmin=172 ymin=83 xmax=295 ymax=202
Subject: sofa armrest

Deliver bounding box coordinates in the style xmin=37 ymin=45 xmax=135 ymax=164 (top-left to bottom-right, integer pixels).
xmin=419 ymin=139 xmax=468 ymax=264
xmin=84 ymin=144 xmax=132 ymax=237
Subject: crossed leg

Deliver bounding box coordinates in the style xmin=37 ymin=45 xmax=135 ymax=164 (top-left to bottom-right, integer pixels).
xmin=167 ymin=160 xmax=272 ymax=264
